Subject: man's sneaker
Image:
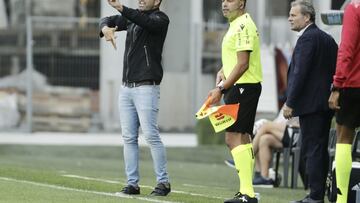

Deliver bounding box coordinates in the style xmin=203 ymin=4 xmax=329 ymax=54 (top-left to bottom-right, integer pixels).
xmin=224 ymin=159 xmax=235 ymax=168
xmin=268 ymin=168 xmax=276 ymax=180
xmin=253 ymin=176 xmax=274 ymax=188
xmin=118 ymin=185 xmax=140 ymax=195
xmin=150 ymin=182 xmax=171 ymax=196
xmin=224 ymin=192 xmax=258 ymax=203
xmin=254 ymin=171 xmax=261 ymax=179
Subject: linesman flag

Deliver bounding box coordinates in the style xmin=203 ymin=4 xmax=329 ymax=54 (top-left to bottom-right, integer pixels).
xmin=195 ymin=98 xmax=239 ymax=133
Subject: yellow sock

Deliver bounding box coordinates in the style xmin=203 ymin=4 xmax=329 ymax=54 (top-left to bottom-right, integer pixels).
xmin=231 ymin=144 xmax=255 ymax=198
xmin=335 ymin=144 xmax=352 ymax=203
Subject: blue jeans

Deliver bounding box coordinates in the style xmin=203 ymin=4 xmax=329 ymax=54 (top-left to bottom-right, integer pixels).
xmin=119 ymin=84 xmax=169 ymax=187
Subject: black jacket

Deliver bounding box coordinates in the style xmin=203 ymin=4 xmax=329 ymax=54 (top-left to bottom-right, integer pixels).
xmin=100 ymin=6 xmax=169 ymax=84
xmin=286 ymin=24 xmax=338 ymax=116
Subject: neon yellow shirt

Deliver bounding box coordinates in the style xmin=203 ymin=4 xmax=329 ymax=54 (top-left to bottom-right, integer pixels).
xmin=222 ymin=13 xmax=262 ymax=84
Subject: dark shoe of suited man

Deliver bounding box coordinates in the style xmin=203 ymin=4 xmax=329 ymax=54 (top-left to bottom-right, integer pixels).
xmin=290 ymin=195 xmax=324 ymax=203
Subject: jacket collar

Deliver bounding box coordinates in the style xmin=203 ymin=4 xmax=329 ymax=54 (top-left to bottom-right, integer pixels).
xmin=297 ymin=23 xmax=315 ymax=38
xmin=141 ymin=8 xmax=160 ymax=14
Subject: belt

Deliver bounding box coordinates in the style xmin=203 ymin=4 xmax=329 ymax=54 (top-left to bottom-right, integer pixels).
xmin=123 ymin=80 xmax=159 ymax=88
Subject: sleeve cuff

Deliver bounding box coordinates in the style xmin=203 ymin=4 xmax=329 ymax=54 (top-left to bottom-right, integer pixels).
xmin=333 ymin=75 xmax=344 ymax=88
xmin=286 ymin=101 xmax=294 ymax=109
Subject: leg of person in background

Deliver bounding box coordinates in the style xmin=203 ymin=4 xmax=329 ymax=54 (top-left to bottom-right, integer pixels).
xmin=252 ymin=122 xmax=286 ymax=154
xmin=253 ymin=134 xmax=283 ymax=187
xmin=258 ymin=134 xmax=283 ymax=177
xmin=251 ymin=122 xmax=285 ymax=185
xmin=254 ymin=154 xmax=261 ymax=178
xmin=335 ymin=125 xmax=355 ymax=203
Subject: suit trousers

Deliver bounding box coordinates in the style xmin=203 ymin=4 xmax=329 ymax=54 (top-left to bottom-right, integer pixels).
xmin=299 ymin=111 xmax=333 ymax=200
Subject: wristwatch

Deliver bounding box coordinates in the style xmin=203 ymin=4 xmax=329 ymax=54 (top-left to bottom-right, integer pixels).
xmin=217 ymin=83 xmax=226 ymax=94
xmin=330 ymin=83 xmax=340 ymax=92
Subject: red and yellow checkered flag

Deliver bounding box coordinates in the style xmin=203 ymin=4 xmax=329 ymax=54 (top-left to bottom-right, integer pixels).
xmin=195 ymin=98 xmax=239 ymax=133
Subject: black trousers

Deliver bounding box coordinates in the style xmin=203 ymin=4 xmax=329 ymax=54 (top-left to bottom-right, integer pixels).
xmin=299 ymin=111 xmax=333 ymax=200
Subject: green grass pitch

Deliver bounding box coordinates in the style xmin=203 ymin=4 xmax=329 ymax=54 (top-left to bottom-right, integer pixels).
xmin=0 ymin=145 xmax=325 ymax=202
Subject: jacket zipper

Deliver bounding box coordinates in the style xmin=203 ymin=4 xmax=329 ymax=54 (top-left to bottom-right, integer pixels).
xmin=126 ymin=24 xmax=136 ymax=81
xmin=126 ymin=49 xmax=130 ymax=82
xmin=144 ymin=45 xmax=150 ymax=67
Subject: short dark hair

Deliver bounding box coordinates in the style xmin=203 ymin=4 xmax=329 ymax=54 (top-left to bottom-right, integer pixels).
xmin=291 ymin=0 xmax=316 ymax=22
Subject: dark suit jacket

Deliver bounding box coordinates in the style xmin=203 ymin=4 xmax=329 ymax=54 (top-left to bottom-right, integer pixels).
xmin=286 ymin=24 xmax=338 ymax=116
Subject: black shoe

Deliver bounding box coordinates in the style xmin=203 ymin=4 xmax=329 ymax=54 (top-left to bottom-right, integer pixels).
xmin=224 ymin=192 xmax=258 ymax=203
xmin=224 ymin=159 xmax=235 ymax=168
xmin=119 ymin=185 xmax=140 ymax=195
xmin=150 ymin=182 xmax=171 ymax=196
xmin=253 ymin=175 xmax=274 ymax=188
xmin=254 ymin=171 xmax=261 ymax=179
xmin=289 ymin=195 xmax=324 ymax=203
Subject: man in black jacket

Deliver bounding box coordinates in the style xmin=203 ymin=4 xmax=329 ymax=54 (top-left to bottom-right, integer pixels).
xmin=284 ymin=1 xmax=338 ymax=202
xmin=100 ymin=0 xmax=170 ymax=196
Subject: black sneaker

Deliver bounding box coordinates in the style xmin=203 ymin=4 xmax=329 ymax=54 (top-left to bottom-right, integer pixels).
xmin=119 ymin=185 xmax=140 ymax=195
xmin=150 ymin=182 xmax=171 ymax=196
xmin=253 ymin=175 xmax=274 ymax=188
xmin=254 ymin=171 xmax=261 ymax=179
xmin=224 ymin=159 xmax=235 ymax=168
xmin=224 ymin=192 xmax=258 ymax=203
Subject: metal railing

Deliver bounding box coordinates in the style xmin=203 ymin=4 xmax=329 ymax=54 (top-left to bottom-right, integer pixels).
xmin=0 ymin=16 xmax=100 ymax=132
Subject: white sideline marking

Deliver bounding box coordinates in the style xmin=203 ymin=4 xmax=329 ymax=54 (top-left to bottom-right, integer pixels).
xmin=62 ymin=174 xmax=225 ymax=200
xmin=182 ymin=183 xmax=225 ymax=190
xmin=182 ymin=183 xmax=208 ymax=188
xmin=0 ymin=177 xmax=180 ymax=203
xmin=0 ymin=133 xmax=197 ymax=147
xmin=63 ymin=174 xmax=121 ymax=184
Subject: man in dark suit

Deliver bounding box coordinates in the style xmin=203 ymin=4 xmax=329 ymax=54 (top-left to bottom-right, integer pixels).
xmin=283 ymin=1 xmax=338 ymax=202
